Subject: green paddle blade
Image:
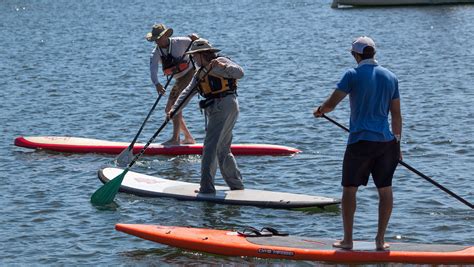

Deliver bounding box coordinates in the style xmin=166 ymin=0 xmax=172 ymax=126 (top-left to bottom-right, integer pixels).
xmin=115 ymin=146 xmax=134 ymax=168
xmin=90 ymin=169 xmax=129 ymax=205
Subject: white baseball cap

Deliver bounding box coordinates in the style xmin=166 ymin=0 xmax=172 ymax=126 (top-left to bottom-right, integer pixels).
xmin=351 ymin=36 xmax=376 ymax=54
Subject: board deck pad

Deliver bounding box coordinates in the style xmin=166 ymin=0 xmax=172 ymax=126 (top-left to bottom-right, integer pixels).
xmin=248 ymin=236 xmax=468 ymax=252
xmin=98 ymin=167 xmax=340 ymax=208
xmin=14 ymin=136 xmax=301 ymax=156
xmin=115 ymin=224 xmax=474 ymax=264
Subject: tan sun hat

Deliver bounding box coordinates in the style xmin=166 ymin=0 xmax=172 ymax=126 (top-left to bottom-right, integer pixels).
xmin=146 ymin=23 xmax=173 ymax=42
xmin=186 ymin=38 xmax=220 ymax=54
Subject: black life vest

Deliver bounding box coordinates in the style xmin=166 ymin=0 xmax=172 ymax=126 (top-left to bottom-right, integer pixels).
xmin=159 ymin=45 xmax=190 ymax=76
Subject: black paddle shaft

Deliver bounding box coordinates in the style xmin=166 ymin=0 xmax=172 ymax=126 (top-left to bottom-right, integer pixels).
xmin=125 ymin=66 xmax=213 ymax=169
xmin=127 ymin=40 xmax=196 ymax=148
xmin=321 ymin=114 xmax=474 ymax=209
xmin=127 ymin=77 xmax=170 ymax=148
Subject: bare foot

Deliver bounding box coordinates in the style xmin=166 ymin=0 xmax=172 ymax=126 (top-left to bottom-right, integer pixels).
xmin=181 ymin=137 xmax=196 ymax=144
xmin=162 ymin=139 xmax=180 ymax=146
xmin=332 ymin=240 xmax=353 ymax=250
xmin=375 ymin=240 xmax=390 ymax=251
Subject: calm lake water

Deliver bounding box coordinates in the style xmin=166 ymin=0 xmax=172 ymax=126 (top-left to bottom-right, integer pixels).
xmin=1 ymin=0 xmax=473 ymax=265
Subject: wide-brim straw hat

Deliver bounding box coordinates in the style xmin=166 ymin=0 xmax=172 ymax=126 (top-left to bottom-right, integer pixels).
xmin=146 ymin=23 xmax=173 ymax=42
xmin=186 ymin=38 xmax=220 ymax=54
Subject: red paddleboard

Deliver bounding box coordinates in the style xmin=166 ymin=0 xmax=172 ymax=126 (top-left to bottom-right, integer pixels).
xmin=115 ymin=224 xmax=474 ymax=264
xmin=14 ymin=136 xmax=301 ymax=156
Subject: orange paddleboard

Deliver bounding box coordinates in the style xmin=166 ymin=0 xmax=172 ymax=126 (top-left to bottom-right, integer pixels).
xmin=115 ymin=224 xmax=474 ymax=264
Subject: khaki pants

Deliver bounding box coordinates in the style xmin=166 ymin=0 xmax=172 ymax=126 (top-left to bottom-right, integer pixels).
xmin=200 ymin=94 xmax=244 ymax=193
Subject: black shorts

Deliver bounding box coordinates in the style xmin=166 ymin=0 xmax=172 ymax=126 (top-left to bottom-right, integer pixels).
xmin=342 ymin=139 xmax=400 ymax=188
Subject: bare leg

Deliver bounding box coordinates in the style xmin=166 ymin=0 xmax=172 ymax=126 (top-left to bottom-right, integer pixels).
xmin=162 ymin=100 xmax=180 ymax=146
xmin=163 ymin=69 xmax=195 ymax=146
xmin=180 ymin=116 xmax=195 ymax=144
xmin=333 ymin=186 xmax=358 ymax=250
xmin=375 ymin=186 xmax=393 ymax=250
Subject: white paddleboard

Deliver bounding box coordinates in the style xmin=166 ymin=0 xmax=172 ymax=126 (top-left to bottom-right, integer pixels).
xmin=98 ymin=168 xmax=340 ymax=208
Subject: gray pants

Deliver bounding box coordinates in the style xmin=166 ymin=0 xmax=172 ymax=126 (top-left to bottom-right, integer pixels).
xmin=200 ymin=94 xmax=244 ymax=193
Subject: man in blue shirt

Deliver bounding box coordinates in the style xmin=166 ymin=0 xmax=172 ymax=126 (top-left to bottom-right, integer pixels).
xmin=314 ymin=36 xmax=402 ymax=251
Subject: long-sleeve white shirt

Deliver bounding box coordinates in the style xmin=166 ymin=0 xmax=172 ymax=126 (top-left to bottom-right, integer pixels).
xmin=149 ymin=37 xmax=193 ymax=85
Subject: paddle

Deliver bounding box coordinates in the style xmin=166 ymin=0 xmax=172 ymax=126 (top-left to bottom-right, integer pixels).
xmin=115 ymin=77 xmax=170 ymax=167
xmin=116 ymin=40 xmax=196 ymax=167
xmin=91 ymin=66 xmax=212 ymax=206
xmin=320 ymin=114 xmax=474 ymax=209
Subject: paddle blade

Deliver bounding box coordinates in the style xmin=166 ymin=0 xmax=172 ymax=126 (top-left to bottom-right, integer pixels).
xmin=115 ymin=147 xmax=134 ymax=168
xmin=90 ymin=169 xmax=129 ymax=205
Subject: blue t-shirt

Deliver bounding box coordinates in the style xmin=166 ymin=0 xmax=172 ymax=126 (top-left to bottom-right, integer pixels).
xmin=336 ymin=59 xmax=399 ymax=144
